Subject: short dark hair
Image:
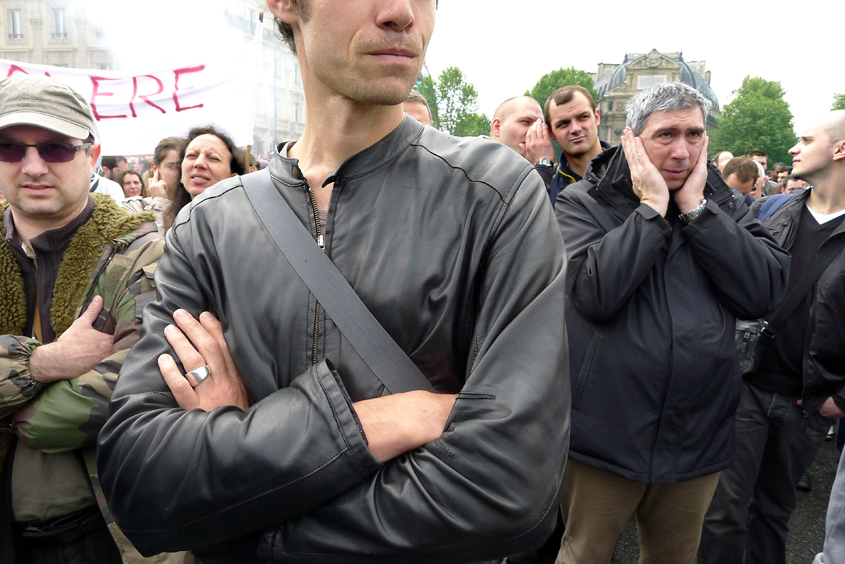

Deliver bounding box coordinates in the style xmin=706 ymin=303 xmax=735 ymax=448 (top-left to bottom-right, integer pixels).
xmin=102 ymin=155 xmax=122 ymax=169
xmin=543 ymin=85 xmax=596 ymax=128
xmin=748 ymin=150 xmax=768 ymax=159
xmin=723 ymin=157 xmax=759 ymax=184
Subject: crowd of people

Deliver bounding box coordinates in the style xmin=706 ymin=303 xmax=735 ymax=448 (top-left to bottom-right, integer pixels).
xmin=1 ymin=1 xmax=845 ymax=564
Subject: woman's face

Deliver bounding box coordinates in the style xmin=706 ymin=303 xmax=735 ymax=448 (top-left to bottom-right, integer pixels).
xmin=181 ymin=134 xmax=235 ymax=198
xmin=122 ymin=173 xmax=143 ymax=198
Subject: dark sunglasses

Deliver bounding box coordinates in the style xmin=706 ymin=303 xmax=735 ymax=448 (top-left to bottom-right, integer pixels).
xmin=0 ymin=141 xmax=92 ymax=163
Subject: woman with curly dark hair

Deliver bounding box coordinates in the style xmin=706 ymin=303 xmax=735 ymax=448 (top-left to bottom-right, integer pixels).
xmin=164 ymin=126 xmax=245 ymax=230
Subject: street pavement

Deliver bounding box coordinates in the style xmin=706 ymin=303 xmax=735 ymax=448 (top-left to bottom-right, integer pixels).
xmin=612 ymin=430 xmax=841 ymax=563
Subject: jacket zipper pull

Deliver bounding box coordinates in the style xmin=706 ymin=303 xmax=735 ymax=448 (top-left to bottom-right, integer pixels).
xmin=317 ymin=234 xmax=325 ymax=249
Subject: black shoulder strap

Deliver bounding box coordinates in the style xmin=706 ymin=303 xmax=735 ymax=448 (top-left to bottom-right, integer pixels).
xmin=241 ymin=169 xmax=434 ymax=394
xmin=767 ymin=235 xmax=845 ymax=333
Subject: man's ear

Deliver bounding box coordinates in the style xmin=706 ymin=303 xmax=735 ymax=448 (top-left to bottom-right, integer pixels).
xmin=266 ymin=0 xmax=300 ymax=25
xmin=490 ymin=118 xmax=501 ymax=139
xmin=547 ymin=124 xmax=557 ymax=142
xmin=89 ymin=143 xmax=101 ymax=167
xmin=595 ymin=109 xmax=601 ymax=127
xmin=834 ymin=140 xmax=845 ymax=162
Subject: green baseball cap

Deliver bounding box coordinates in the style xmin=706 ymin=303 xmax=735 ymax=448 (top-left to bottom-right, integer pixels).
xmin=0 ymin=74 xmax=95 ymax=140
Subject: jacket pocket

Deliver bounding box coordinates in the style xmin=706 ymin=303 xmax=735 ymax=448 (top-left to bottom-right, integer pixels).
xmin=572 ymin=332 xmax=601 ymax=410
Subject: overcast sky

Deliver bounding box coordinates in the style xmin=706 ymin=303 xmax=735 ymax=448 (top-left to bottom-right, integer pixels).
xmin=424 ymin=0 xmax=843 ymax=135
xmin=85 ymin=0 xmax=842 ymax=136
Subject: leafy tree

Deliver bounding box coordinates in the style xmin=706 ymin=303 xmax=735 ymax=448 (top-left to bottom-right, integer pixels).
xmin=454 ymin=113 xmax=491 ymax=137
xmin=525 ymin=67 xmax=598 ymax=109
xmin=418 ymin=67 xmax=489 ymax=136
xmin=833 ymin=94 xmax=845 ymax=111
xmin=710 ymin=76 xmax=796 ymax=165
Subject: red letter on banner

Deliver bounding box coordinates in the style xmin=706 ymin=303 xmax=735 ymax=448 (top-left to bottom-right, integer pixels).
xmin=130 ymin=75 xmax=166 ymax=117
xmin=90 ymin=76 xmax=127 ymax=120
xmin=172 ymin=66 xmax=205 ymax=112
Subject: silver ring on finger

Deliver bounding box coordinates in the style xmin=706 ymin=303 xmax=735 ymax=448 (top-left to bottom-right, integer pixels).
xmin=187 ymin=365 xmax=211 ymax=387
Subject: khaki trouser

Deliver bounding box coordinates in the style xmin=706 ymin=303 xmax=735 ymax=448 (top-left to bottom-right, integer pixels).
xmin=556 ymin=459 xmax=720 ymax=564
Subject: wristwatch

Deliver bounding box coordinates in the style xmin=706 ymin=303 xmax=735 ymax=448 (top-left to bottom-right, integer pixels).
xmin=679 ymin=198 xmax=708 ymax=224
xmin=536 ymin=158 xmax=553 ymax=168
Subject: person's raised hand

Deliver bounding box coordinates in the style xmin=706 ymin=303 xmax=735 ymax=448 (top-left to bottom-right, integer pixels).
xmin=673 ymin=133 xmax=709 ymax=214
xmin=621 ymin=127 xmax=669 ymax=216
xmin=158 ymin=310 xmax=250 ymax=412
xmin=148 ymin=169 xmax=168 ymax=199
xmin=524 ymin=119 xmax=555 ymax=166
xmin=29 ymin=296 xmax=113 ymax=383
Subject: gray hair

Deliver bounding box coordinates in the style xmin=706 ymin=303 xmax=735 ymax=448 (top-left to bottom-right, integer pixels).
xmin=626 ymin=83 xmax=711 ymax=136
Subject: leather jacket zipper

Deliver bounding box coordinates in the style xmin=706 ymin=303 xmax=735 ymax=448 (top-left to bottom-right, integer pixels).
xmin=307 ymin=184 xmax=323 ymax=366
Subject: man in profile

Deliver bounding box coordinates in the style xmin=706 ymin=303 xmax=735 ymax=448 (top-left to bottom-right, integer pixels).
xmin=701 ymin=110 xmax=845 ymax=564
xmin=98 ymin=1 xmax=569 ymax=563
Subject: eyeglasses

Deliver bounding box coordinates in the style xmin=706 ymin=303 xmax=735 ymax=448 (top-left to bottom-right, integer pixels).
xmin=0 ymin=142 xmax=93 ymax=163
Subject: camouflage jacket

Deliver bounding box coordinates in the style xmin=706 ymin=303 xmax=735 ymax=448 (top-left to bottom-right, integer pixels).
xmin=0 ymin=194 xmax=182 ymax=563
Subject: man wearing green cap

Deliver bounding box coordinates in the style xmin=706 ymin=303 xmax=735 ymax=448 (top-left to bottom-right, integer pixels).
xmin=0 ymin=74 xmax=169 ymax=562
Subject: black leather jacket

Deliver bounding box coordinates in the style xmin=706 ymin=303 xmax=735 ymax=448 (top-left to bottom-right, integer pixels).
xmin=750 ymin=190 xmax=845 ymax=414
xmin=98 ymin=117 xmax=571 ymax=563
xmin=557 ymin=146 xmax=789 ymax=484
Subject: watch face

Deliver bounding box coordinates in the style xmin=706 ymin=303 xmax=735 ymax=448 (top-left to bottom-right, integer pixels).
xmin=537 ymin=158 xmax=552 ymax=167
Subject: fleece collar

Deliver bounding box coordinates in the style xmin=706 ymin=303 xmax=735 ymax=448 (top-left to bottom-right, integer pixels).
xmin=0 ymin=194 xmax=154 ymax=338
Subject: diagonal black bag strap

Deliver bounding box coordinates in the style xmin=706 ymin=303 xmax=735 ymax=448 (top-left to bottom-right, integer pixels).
xmin=241 ymin=169 xmax=434 ymax=394
xmin=766 ymin=235 xmax=845 ymax=333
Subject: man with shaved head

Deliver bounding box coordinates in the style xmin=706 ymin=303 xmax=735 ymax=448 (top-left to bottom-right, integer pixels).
xmin=490 ymin=96 xmax=544 ymax=160
xmin=701 ymin=110 xmax=845 ymax=564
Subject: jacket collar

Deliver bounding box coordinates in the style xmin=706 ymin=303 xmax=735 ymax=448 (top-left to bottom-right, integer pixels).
xmin=0 ymin=194 xmax=156 ymax=337
xmin=559 ymin=140 xmax=611 ymax=182
xmin=270 ymin=115 xmax=425 ymax=187
xmin=4 ymin=197 xmax=95 ymax=256
xmin=772 ymin=188 xmax=845 ymax=238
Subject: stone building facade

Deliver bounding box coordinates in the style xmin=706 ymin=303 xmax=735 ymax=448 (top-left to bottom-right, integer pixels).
xmin=0 ymin=0 xmax=306 ymax=157
xmin=224 ymin=0 xmax=306 ymax=157
xmin=0 ymin=0 xmax=115 ymax=70
xmin=594 ymin=49 xmax=721 ymax=146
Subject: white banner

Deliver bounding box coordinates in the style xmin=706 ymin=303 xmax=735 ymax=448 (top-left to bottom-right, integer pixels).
xmin=0 ymin=30 xmax=260 ymax=155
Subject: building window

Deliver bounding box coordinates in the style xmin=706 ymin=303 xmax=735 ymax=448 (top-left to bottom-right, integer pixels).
xmin=52 ymin=8 xmax=67 ymax=38
xmin=97 ymin=63 xmax=111 ymax=71
xmin=293 ymin=101 xmax=301 ymax=123
xmin=8 ymin=9 xmax=23 ymax=39
xmin=293 ymin=63 xmax=301 ymax=85
xmin=608 ymin=100 xmax=613 ymax=112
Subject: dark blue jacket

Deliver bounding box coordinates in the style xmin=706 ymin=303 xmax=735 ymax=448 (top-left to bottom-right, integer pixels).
xmin=548 ymin=140 xmax=611 ymax=207
xmin=557 ymin=146 xmax=789 ymax=483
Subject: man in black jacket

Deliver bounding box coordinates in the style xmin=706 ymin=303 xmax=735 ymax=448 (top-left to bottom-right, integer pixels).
xmin=97 ymin=1 xmax=570 ymax=563
xmin=554 ymin=82 xmax=789 ymax=564
xmin=699 ymin=110 xmax=845 ymax=564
